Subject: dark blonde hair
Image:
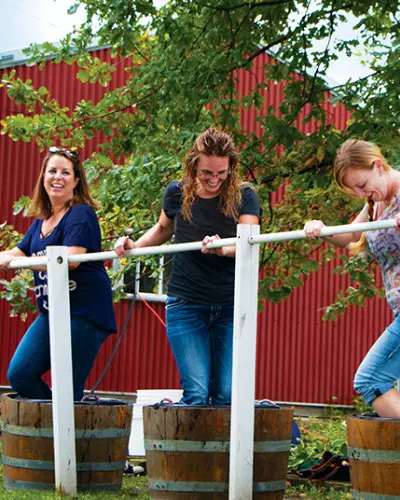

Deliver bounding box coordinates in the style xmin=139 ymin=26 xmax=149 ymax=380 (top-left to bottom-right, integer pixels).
xmin=28 ymin=149 xmax=100 ymax=219
xmin=334 ymin=139 xmax=391 ymax=254
xmin=181 ymin=128 xmax=243 ymax=221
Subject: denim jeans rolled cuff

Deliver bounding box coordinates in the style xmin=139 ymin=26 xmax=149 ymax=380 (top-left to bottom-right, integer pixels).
xmin=354 ymin=380 xmax=395 ymax=406
xmin=165 ymin=296 xmax=234 ymax=406
xmin=353 ymin=315 xmax=400 ymax=405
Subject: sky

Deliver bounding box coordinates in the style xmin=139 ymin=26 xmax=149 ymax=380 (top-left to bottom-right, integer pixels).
xmin=0 ymin=0 xmax=86 ymax=51
xmin=0 ymin=0 xmax=372 ymax=85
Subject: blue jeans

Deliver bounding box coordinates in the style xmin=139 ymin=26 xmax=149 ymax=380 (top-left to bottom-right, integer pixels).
xmin=354 ymin=315 xmax=400 ymax=405
xmin=166 ymin=297 xmax=234 ymax=406
xmin=7 ymin=314 xmax=110 ymax=401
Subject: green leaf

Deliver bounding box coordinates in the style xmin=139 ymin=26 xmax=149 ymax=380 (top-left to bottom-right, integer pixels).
xmin=67 ymin=3 xmax=80 ymax=15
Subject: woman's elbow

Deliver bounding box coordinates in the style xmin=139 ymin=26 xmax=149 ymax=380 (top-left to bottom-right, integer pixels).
xmin=68 ymin=262 xmax=81 ymax=271
xmin=158 ymin=224 xmax=174 ymax=242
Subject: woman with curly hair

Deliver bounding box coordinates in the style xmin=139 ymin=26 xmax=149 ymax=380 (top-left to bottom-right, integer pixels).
xmin=304 ymin=139 xmax=400 ymax=417
xmin=114 ymin=128 xmax=260 ymax=405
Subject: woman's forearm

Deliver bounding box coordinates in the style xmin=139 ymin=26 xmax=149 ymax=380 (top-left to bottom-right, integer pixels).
xmin=135 ymin=222 xmax=174 ymax=248
xmin=321 ymin=232 xmax=360 ymax=248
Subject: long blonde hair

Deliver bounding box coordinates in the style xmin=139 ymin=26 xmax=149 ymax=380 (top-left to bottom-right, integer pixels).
xmin=29 ymin=149 xmax=100 ymax=219
xmin=181 ymin=128 xmax=243 ymax=221
xmin=334 ymin=139 xmax=391 ymax=254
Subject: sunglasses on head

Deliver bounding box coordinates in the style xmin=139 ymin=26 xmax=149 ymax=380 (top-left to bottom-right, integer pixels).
xmin=48 ymin=146 xmax=79 ymax=159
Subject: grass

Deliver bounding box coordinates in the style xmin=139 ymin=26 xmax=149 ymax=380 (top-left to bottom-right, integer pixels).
xmin=285 ymin=484 xmax=351 ymax=499
xmin=0 ymin=416 xmax=352 ymax=499
xmin=0 ymin=467 xmax=150 ymax=500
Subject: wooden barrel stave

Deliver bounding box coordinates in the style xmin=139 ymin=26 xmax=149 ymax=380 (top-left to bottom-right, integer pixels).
xmin=144 ymin=405 xmax=293 ymax=500
xmin=1 ymin=393 xmax=132 ymax=491
xmin=347 ymin=414 xmax=400 ymax=498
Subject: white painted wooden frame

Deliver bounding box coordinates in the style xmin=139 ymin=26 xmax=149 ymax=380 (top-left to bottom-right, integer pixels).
xmin=47 ymin=246 xmax=77 ymax=497
xmin=229 ymin=224 xmax=260 ymax=499
xmin=7 ymin=218 xmax=397 ymax=497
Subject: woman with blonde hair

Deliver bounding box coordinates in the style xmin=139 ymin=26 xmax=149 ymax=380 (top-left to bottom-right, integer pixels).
xmin=304 ymin=139 xmax=400 ymax=417
xmin=114 ymin=128 xmax=260 ymax=405
xmin=0 ymin=147 xmax=116 ymax=400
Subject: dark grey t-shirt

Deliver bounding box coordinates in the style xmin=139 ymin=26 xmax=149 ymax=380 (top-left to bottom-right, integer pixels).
xmin=162 ymin=180 xmax=260 ymax=305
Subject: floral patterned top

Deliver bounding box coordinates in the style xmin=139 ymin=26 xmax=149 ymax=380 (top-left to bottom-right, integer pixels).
xmin=365 ymin=194 xmax=400 ymax=316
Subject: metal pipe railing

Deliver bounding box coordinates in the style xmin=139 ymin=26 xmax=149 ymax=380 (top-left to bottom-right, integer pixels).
xmin=249 ymin=220 xmax=397 ymax=244
xmin=3 ymin=218 xmax=397 ymax=498
xmin=7 ymin=237 xmax=237 ymax=269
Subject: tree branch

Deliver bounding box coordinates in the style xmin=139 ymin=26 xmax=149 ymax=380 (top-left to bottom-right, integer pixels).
xmin=321 ymin=69 xmax=382 ymax=94
xmin=259 ymin=161 xmax=326 ymax=185
xmin=76 ymin=87 xmax=161 ymax=124
xmin=204 ymin=0 xmax=292 ymax=12
xmin=244 ymin=34 xmax=291 ymax=66
xmin=240 ymin=160 xmax=258 ymax=184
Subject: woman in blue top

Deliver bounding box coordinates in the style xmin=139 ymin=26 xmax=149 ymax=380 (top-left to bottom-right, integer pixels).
xmin=114 ymin=128 xmax=260 ymax=405
xmin=304 ymin=139 xmax=400 ymax=417
xmin=0 ymin=147 xmax=116 ymax=401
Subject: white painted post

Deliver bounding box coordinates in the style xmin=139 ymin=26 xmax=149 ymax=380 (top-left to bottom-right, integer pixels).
xmin=158 ymin=255 xmax=165 ymax=295
xmin=135 ymin=260 xmax=141 ymax=294
xmin=229 ymin=224 xmax=260 ymax=500
xmin=46 ymin=246 xmax=77 ymax=497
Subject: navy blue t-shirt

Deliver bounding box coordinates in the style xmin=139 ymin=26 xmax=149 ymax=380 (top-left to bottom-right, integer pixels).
xmin=163 ymin=181 xmax=260 ymax=305
xmin=18 ymin=204 xmax=116 ymax=332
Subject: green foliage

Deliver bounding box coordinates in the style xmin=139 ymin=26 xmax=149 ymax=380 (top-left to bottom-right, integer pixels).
xmin=1 ymin=0 xmax=399 ymax=319
xmin=0 ymin=222 xmax=23 ymax=252
xmin=289 ymin=417 xmax=348 ymax=472
xmin=323 ymin=252 xmax=384 ymax=320
xmin=0 ymin=272 xmax=36 ymax=321
xmin=13 ymin=196 xmax=31 ymax=217
xmin=352 ymin=394 xmax=373 ymax=414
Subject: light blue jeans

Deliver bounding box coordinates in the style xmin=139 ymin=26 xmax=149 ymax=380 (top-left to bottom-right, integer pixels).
xmin=354 ymin=314 xmax=400 ymax=405
xmin=7 ymin=314 xmax=110 ymax=401
xmin=166 ymin=297 xmax=234 ymax=406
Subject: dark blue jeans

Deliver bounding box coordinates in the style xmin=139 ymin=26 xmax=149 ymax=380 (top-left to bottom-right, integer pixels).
xmin=7 ymin=314 xmax=110 ymax=401
xmin=165 ymin=297 xmax=234 ymax=406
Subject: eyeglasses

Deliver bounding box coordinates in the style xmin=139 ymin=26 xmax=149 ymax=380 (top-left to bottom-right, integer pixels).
xmin=197 ymin=169 xmax=230 ymax=179
xmin=49 ymin=146 xmax=79 ymax=159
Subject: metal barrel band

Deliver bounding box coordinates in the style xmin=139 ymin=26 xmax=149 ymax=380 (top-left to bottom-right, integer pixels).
xmin=149 ymin=480 xmax=227 ymax=492
xmin=144 ymin=438 xmax=291 ymax=453
xmin=2 ymin=423 xmax=130 ymax=439
xmin=253 ymin=480 xmax=287 ymax=492
xmin=2 ymin=456 xmax=126 ymax=471
xmin=149 ymin=479 xmax=286 ymax=493
xmin=351 ymin=490 xmax=400 ymax=500
xmin=3 ymin=476 xmax=122 ymax=492
xmin=348 ymin=446 xmax=400 ymax=462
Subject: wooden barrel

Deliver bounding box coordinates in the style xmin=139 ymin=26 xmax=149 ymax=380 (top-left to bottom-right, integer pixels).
xmin=143 ymin=405 xmax=293 ymax=499
xmin=347 ymin=413 xmax=400 ymax=499
xmin=1 ymin=393 xmax=132 ymax=491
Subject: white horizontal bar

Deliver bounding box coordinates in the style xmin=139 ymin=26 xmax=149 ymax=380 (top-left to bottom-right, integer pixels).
xmin=249 ymin=219 xmax=397 ymax=244
xmin=7 ymin=219 xmax=396 ymax=270
xmin=8 ymin=256 xmax=48 ymax=270
xmin=68 ymin=237 xmax=237 ymax=264
xmin=5 ymin=237 xmax=236 ymax=270
xmin=125 ymin=292 xmax=167 ymax=303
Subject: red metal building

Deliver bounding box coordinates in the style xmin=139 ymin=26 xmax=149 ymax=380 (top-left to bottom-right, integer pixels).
xmin=0 ymin=47 xmax=391 ymax=404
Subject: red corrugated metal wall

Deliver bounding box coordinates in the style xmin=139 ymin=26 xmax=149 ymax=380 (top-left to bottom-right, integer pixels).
xmin=0 ymin=49 xmax=391 ymax=404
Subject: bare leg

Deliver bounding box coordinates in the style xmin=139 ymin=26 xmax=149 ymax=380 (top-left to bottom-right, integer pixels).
xmin=372 ymin=388 xmax=400 ymax=418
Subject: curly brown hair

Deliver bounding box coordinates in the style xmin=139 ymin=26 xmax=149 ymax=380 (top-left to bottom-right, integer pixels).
xmin=334 ymin=139 xmax=391 ymax=254
xmin=28 ymin=148 xmax=100 ymax=219
xmin=181 ymin=128 xmax=243 ymax=221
